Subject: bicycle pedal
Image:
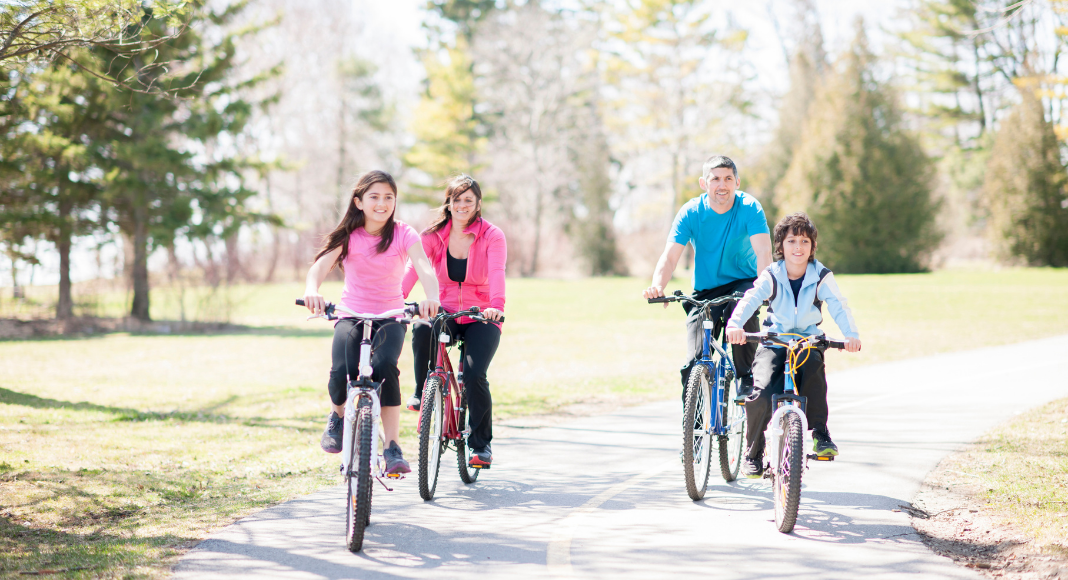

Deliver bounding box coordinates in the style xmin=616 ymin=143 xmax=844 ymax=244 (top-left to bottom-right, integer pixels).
xmin=470 ymin=464 xmax=490 ymax=470
xmin=807 ymin=454 xmax=835 ymax=461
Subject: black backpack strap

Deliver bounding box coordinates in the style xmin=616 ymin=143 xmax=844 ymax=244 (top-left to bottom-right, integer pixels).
xmin=812 ymin=267 xmax=831 ymax=311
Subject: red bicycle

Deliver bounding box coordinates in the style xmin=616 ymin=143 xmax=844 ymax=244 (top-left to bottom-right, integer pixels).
xmin=417 ymin=307 xmax=503 ymax=500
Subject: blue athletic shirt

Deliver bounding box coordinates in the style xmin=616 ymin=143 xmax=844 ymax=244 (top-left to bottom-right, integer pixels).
xmin=670 ymin=190 xmax=769 ymax=291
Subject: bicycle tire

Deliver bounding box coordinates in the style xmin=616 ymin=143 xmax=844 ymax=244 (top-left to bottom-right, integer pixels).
xmin=718 ymin=376 xmax=746 ymax=482
xmin=682 ymin=365 xmax=713 ymax=500
xmin=418 ymin=377 xmax=445 ymax=500
xmin=456 ymin=389 xmax=480 ymax=484
xmin=345 ymin=399 xmax=373 ymax=552
xmin=774 ymin=411 xmax=804 ymax=533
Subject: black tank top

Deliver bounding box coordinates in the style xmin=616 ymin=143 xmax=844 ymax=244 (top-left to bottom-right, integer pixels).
xmin=447 ymin=250 xmax=467 ymax=283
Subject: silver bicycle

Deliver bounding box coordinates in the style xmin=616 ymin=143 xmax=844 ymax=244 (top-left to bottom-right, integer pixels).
xmin=297 ymin=298 xmax=416 ymax=552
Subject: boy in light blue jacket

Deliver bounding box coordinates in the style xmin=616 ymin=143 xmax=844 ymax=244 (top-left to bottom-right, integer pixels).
xmin=726 ymin=212 xmax=862 ymax=478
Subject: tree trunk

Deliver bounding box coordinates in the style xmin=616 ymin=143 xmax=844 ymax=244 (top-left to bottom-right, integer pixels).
xmin=56 ymin=200 xmax=74 ymax=320
xmin=129 ymin=208 xmax=151 ymax=321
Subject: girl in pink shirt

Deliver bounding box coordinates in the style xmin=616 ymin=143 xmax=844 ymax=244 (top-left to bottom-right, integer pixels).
xmin=402 ymin=174 xmax=506 ymax=468
xmin=303 ymin=170 xmax=440 ymax=475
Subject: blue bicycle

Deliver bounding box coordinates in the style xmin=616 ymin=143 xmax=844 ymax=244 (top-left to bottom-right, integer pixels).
xmin=649 ymin=290 xmax=747 ymax=499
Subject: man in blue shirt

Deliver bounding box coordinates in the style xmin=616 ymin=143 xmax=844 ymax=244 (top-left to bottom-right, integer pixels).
xmin=643 ymin=155 xmax=772 ymax=400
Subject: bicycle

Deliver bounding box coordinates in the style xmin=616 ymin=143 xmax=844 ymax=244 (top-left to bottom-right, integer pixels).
xmin=744 ymin=331 xmax=847 ymax=533
xmin=648 ymin=289 xmax=748 ymax=500
xmin=417 ymin=306 xmax=504 ymax=500
xmin=296 ymin=297 xmax=417 ymax=552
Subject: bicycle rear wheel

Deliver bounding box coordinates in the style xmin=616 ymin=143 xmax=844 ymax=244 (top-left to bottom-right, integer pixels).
xmin=682 ymin=365 xmax=713 ymax=500
xmin=456 ymin=389 xmax=480 ymax=484
xmin=773 ymin=411 xmax=804 ymax=533
xmin=345 ymin=399 xmax=373 ymax=552
xmin=718 ymin=376 xmax=747 ymax=482
xmin=418 ymin=377 xmax=445 ymax=500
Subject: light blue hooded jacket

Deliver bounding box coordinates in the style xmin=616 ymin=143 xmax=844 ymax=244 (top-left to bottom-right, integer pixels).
xmin=726 ymin=259 xmax=860 ymax=340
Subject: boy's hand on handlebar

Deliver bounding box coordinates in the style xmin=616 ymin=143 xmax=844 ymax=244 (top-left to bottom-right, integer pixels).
xmin=419 ymin=299 xmax=440 ymax=320
xmin=844 ymin=337 xmax=862 ymax=353
xmin=726 ymin=327 xmax=747 ymax=345
xmin=482 ymin=307 xmax=503 ymax=322
xmin=303 ymin=289 xmax=326 ymax=315
xmin=642 ymin=285 xmax=669 ymax=308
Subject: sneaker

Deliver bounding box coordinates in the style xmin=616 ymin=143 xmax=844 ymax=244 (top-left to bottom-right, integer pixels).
xmin=741 ymin=456 xmax=764 ymax=479
xmin=468 ymin=445 xmax=492 ymax=469
xmin=406 ymin=395 xmax=421 ymax=412
xmin=812 ymin=428 xmax=839 ymax=457
xmin=320 ymin=412 xmax=342 ymax=454
xmin=383 ymin=441 xmax=411 ymax=474
xmin=734 ymin=375 xmax=755 ymax=403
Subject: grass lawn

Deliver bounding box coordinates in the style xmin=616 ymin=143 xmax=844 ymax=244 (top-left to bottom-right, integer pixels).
xmin=1 ymin=268 xmax=1066 ymax=578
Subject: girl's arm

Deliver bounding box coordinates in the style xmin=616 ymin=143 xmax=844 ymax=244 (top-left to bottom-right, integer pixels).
xmin=407 ymin=242 xmax=440 ymax=319
xmin=303 ymin=247 xmax=342 ymax=315
xmin=402 ymin=234 xmax=435 ymax=298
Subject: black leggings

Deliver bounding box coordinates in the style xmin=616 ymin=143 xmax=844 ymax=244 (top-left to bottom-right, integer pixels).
xmin=412 ymin=318 xmax=501 ymax=450
xmin=329 ymin=318 xmax=406 ymax=407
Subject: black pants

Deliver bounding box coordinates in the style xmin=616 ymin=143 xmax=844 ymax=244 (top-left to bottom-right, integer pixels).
xmin=744 ymin=345 xmax=828 ymax=460
xmin=329 ymin=318 xmax=406 ymax=408
xmin=681 ymin=278 xmax=760 ymax=397
xmin=412 ymin=318 xmax=501 ymax=450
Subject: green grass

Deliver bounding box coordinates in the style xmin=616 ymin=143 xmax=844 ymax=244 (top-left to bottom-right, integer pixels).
xmin=0 ymin=269 xmax=1067 ymax=578
xmin=952 ymin=397 xmax=1068 ymax=552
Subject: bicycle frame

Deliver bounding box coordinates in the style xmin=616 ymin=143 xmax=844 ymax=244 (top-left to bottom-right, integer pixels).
xmin=427 ymin=326 xmax=468 ymax=448
xmin=340 ymin=316 xmax=392 ymax=485
xmin=696 ymin=315 xmax=739 ymax=438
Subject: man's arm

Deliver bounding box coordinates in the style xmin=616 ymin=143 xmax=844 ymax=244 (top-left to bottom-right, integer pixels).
xmin=750 ymin=233 xmax=772 ymax=274
xmin=642 ymin=241 xmax=686 ymax=300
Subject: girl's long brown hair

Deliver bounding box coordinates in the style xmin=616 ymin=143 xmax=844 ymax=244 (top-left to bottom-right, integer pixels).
xmin=315 ymin=170 xmax=398 ymax=270
xmin=425 ymin=174 xmax=483 ymax=234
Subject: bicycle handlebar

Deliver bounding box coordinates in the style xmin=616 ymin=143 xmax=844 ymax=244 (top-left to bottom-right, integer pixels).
xmin=744 ymin=331 xmax=849 ymax=350
xmin=295 ymin=298 xmax=417 ymax=322
xmin=646 ymin=289 xmax=745 ymax=307
xmin=431 ymin=305 xmax=505 ymax=324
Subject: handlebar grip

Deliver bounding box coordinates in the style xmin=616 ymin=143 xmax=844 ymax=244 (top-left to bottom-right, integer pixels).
xmin=295 ymin=299 xmax=305 ymax=306
xmin=826 ymin=340 xmax=846 ymax=350
xmin=647 ymin=297 xmax=673 ymax=304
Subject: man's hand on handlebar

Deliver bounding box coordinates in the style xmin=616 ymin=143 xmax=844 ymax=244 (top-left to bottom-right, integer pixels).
xmin=303 ymin=289 xmax=326 ymax=315
xmin=419 ymin=300 xmax=440 ymax=320
xmin=642 ymin=285 xmax=670 ymax=309
xmin=726 ymin=326 xmax=747 ymax=345
xmin=844 ymin=336 xmax=862 ymax=353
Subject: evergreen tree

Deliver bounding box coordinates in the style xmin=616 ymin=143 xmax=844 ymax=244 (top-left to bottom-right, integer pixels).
xmin=983 ymin=90 xmax=1068 ymax=266
xmin=91 ymin=2 xmax=277 ymax=321
xmin=780 ymin=23 xmax=941 ymax=273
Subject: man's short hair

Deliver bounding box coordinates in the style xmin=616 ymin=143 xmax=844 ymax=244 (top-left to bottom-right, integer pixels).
xmin=773 ymin=212 xmax=818 ymax=262
xmin=702 ymin=155 xmax=738 ymax=179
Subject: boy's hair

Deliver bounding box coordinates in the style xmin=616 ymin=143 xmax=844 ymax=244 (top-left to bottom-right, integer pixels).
xmin=773 ymin=212 xmax=818 ymax=262
xmin=702 ymin=154 xmax=738 ymax=179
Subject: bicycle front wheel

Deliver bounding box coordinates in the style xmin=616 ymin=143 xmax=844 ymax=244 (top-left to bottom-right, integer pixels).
xmin=773 ymin=411 xmax=804 ymax=533
xmin=346 ymin=399 xmax=373 ymax=552
xmin=456 ymin=390 xmax=480 ymax=484
xmin=718 ymin=377 xmax=747 ymax=482
xmin=682 ymin=365 xmax=713 ymax=500
xmin=418 ymin=377 xmax=445 ymax=500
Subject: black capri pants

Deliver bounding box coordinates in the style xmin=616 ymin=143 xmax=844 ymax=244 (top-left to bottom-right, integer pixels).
xmin=328 ymin=318 xmax=406 ymax=408
xmin=411 ymin=317 xmax=501 ymax=450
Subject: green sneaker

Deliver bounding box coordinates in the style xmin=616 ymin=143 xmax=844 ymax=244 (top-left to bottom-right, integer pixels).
xmin=813 ymin=429 xmax=839 ymax=457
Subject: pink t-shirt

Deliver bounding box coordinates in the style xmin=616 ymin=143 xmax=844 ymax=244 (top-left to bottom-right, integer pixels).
xmin=340 ymin=222 xmax=420 ymax=315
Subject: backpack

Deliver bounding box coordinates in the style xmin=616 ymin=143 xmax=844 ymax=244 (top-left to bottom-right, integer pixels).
xmin=762 ymin=267 xmax=831 ymax=327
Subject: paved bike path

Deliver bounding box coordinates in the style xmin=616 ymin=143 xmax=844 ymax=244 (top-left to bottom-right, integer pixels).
xmin=173 ymin=336 xmax=1068 ymax=579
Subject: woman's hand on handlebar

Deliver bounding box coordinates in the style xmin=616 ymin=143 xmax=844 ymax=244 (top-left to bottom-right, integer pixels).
xmin=726 ymin=327 xmax=747 ymax=345
xmin=844 ymin=336 xmax=862 ymax=353
xmin=419 ymin=299 xmax=440 ymax=320
xmin=482 ymin=307 xmax=504 ymax=322
xmin=303 ymin=288 xmax=326 ymax=315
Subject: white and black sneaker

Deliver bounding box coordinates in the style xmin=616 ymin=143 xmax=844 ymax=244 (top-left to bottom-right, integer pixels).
xmin=320 ymin=411 xmax=342 ymax=454
xmin=742 ymin=456 xmax=764 ymax=479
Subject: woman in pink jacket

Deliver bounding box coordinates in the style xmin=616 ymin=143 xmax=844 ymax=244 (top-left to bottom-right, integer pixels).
xmin=402 ymin=174 xmax=506 ymax=468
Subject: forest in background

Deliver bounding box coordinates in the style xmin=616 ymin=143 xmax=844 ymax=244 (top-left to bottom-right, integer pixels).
xmin=2 ymin=0 xmax=1068 ymax=322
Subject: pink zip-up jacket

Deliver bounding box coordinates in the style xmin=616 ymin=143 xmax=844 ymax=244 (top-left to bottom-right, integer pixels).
xmin=402 ymin=217 xmax=507 ymax=325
